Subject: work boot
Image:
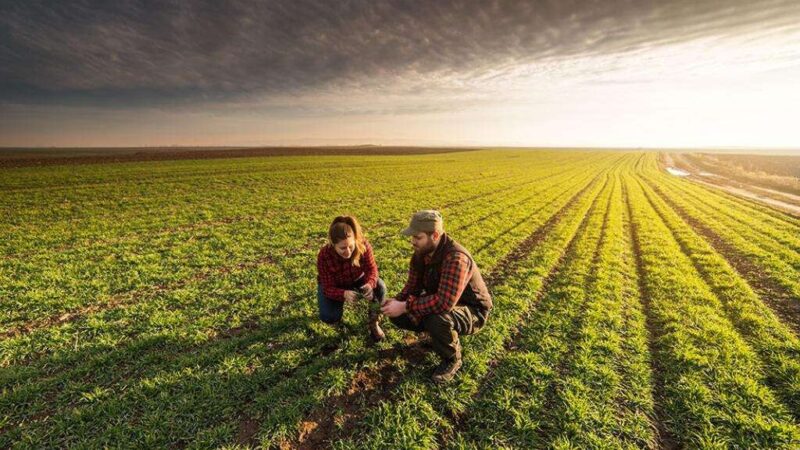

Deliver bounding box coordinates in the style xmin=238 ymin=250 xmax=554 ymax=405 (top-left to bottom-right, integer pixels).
xmin=431 ymin=356 xmax=462 ymax=384
xmin=368 ymin=308 xmax=385 ymax=342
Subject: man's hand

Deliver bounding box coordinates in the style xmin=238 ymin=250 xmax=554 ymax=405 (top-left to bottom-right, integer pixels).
xmin=360 ymin=284 xmax=374 ymax=301
xmin=381 ymin=299 xmax=407 ymax=318
xmin=343 ymin=290 xmax=358 ymax=303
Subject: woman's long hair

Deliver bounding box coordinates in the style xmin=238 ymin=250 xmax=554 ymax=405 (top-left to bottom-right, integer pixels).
xmin=328 ymin=215 xmax=367 ymax=267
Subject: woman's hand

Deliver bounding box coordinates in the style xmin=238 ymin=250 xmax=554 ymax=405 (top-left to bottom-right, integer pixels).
xmin=343 ymin=290 xmax=358 ymax=303
xmin=360 ymin=284 xmax=374 ymax=301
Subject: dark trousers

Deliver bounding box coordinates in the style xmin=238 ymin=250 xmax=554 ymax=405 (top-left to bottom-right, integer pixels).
xmin=317 ymin=278 xmax=387 ymax=324
xmin=389 ymin=304 xmax=488 ymax=361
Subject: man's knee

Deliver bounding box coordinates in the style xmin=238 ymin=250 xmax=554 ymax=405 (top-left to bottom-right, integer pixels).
xmin=423 ymin=313 xmax=459 ymax=348
xmin=422 ymin=312 xmax=460 ymax=360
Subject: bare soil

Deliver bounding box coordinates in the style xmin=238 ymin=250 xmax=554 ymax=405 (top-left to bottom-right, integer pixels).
xmin=0 ymin=146 xmax=481 ymax=168
xmin=661 ymin=153 xmax=800 ymax=217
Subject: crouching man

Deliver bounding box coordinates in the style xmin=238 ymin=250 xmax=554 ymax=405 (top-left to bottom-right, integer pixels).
xmin=381 ymin=210 xmax=492 ymax=383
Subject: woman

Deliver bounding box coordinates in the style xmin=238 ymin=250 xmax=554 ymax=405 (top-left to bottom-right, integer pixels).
xmin=316 ymin=215 xmax=386 ymax=341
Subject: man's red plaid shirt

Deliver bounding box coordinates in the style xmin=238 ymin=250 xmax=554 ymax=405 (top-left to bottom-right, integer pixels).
xmin=395 ymin=246 xmax=471 ymax=324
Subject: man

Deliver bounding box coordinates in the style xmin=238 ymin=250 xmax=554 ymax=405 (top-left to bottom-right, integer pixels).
xmin=381 ymin=210 xmax=492 ymax=383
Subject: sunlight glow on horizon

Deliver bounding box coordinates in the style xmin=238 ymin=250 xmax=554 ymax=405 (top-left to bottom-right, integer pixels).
xmin=2 ymin=6 xmax=800 ymax=150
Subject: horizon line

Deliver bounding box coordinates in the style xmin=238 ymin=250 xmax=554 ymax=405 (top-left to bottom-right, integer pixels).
xmin=2 ymin=144 xmax=799 ymax=152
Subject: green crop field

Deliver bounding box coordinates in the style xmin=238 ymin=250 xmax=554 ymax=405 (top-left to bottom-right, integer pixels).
xmin=2 ymin=149 xmax=799 ymax=449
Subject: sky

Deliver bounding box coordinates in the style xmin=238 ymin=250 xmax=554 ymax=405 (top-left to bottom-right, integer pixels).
xmin=1 ymin=0 xmax=799 ymax=149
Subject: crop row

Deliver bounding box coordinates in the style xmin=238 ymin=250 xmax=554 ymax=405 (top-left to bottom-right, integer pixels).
xmin=0 ymin=153 xmax=623 ymax=447
xmin=1 ymin=153 xmax=614 ymax=333
xmin=625 ymin=171 xmax=799 ymax=448
xmin=318 ymin=162 xmax=618 ymax=448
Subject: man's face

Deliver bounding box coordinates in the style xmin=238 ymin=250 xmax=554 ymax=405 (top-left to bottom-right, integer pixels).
xmin=410 ymin=231 xmax=438 ymax=255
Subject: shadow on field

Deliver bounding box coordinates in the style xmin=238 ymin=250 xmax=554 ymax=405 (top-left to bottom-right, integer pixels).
xmin=1 ymin=297 xmax=411 ymax=448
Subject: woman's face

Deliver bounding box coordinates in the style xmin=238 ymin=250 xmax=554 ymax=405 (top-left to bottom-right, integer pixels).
xmin=334 ymin=236 xmax=355 ymax=259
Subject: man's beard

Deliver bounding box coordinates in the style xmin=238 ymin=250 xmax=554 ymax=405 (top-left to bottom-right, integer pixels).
xmin=414 ymin=241 xmax=435 ymax=255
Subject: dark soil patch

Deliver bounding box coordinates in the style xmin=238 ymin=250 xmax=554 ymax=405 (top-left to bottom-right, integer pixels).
xmin=0 ymin=146 xmax=482 ymax=168
xmin=235 ymin=415 xmax=261 ymax=447
xmin=282 ymin=340 xmax=429 ymax=449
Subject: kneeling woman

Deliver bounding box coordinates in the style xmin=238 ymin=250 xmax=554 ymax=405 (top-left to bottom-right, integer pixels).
xmin=316 ymin=215 xmax=386 ymax=341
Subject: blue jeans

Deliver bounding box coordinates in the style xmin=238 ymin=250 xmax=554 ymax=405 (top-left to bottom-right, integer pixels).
xmin=318 ymin=278 xmax=387 ymax=324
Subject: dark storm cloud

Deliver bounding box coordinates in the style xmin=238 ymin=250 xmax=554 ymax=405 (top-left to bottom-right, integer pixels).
xmin=1 ymin=0 xmax=798 ymax=107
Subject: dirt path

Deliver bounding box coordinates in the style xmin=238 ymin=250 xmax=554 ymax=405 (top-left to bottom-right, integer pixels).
xmin=661 ymin=153 xmax=800 ymax=217
xmin=745 ymin=184 xmax=800 ymax=204
xmin=689 ymin=177 xmax=800 ymax=217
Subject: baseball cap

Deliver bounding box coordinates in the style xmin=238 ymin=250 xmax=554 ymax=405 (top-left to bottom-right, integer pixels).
xmin=401 ymin=210 xmax=443 ymax=236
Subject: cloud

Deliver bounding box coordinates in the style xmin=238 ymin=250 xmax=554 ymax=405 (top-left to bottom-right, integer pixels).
xmin=2 ymin=0 xmax=798 ymax=108
xmin=3 ymin=0 xmax=800 ymax=149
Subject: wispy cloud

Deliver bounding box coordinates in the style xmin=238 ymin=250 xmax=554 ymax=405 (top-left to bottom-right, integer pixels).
xmin=1 ymin=0 xmax=799 ymax=147
xmin=2 ymin=0 xmax=797 ymax=103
